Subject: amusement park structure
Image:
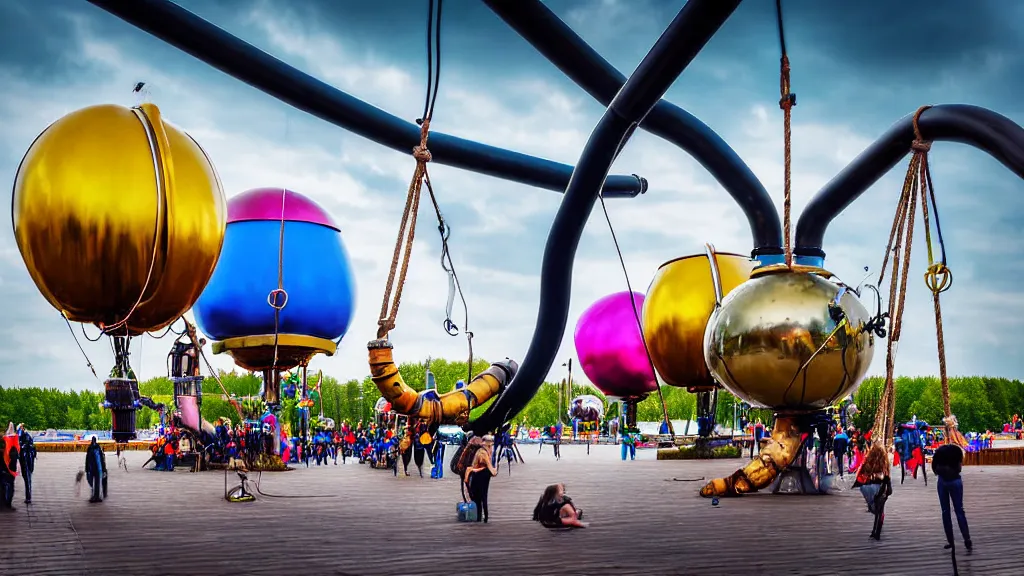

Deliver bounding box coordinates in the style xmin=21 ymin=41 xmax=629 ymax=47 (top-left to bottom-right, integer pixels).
xmin=12 ymin=0 xmax=1024 ymax=496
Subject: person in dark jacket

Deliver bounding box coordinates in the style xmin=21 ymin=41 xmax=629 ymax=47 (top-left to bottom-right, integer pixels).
xmin=17 ymin=425 xmax=36 ymax=504
xmin=932 ymin=443 xmax=972 ymax=553
xmin=84 ymin=436 xmax=108 ymax=503
xmin=833 ymin=428 xmax=850 ymax=477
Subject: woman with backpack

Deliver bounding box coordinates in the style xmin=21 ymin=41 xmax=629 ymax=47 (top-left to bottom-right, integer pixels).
xmin=463 ymin=435 xmax=497 ymax=523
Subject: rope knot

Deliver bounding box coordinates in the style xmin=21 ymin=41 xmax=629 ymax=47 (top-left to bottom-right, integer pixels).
xmin=413 ymin=118 xmax=432 ymax=163
xmin=911 ymin=139 xmax=932 ymax=153
xmin=413 ymin=145 xmax=432 ymax=163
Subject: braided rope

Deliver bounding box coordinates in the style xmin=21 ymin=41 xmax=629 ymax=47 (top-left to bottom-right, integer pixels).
xmin=377 ymin=121 xmax=432 ymax=340
xmin=870 ymin=106 xmax=961 ymax=447
xmin=780 ymin=57 xmax=794 ymax=268
xmin=910 ymin=107 xmax=957 ymax=438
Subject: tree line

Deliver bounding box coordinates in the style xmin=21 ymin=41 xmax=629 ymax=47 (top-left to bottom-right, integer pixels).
xmin=2 ymin=358 xmax=1022 ymax=434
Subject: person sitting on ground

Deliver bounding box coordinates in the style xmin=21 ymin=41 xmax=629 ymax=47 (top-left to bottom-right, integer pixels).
xmin=532 ymin=483 xmax=586 ymax=529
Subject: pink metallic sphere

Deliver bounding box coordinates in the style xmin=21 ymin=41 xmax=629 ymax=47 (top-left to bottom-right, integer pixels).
xmin=227 ymin=187 xmax=339 ymax=230
xmin=574 ymin=291 xmax=657 ymax=399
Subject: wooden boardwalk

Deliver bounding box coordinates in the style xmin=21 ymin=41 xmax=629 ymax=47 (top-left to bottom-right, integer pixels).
xmin=1 ymin=444 xmax=1022 ymax=576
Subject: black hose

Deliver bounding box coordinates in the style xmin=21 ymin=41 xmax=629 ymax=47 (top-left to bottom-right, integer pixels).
xmin=254 ymin=470 xmax=338 ymax=499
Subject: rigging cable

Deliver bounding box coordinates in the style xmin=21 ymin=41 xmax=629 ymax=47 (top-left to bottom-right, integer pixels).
xmin=420 ymin=0 xmax=471 ymax=379
xmin=597 ymin=192 xmax=674 ymax=436
xmin=268 ymin=155 xmax=289 ymax=371
xmin=62 ymin=313 xmax=97 ymax=378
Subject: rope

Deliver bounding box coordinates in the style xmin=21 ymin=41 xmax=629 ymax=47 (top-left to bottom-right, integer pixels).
xmin=870 ymin=106 xmax=959 ymax=447
xmin=377 ymin=124 xmax=429 ymax=339
xmin=268 ymin=184 xmax=289 ymax=371
xmin=190 ymin=320 xmax=243 ymax=421
xmin=597 ymin=193 xmax=674 ymax=436
xmin=776 ymin=0 xmax=796 ymax=268
xmin=377 ymin=0 xmax=450 ymax=342
xmin=912 ymin=108 xmax=955 ymax=425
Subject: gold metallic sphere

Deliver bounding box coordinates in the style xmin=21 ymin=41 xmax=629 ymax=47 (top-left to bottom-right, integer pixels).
xmin=703 ymin=267 xmax=876 ymax=411
xmin=642 ymin=251 xmax=757 ymax=391
xmin=13 ymin=103 xmax=226 ymax=335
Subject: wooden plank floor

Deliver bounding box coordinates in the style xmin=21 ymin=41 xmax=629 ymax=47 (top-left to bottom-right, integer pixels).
xmin=1 ymin=444 xmax=1021 ymax=576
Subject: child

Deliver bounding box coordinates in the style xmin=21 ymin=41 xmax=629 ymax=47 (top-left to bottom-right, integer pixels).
xmin=853 ymin=443 xmax=892 ymax=540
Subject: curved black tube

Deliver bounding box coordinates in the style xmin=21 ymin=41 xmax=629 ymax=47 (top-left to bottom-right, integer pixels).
xmin=484 ymin=0 xmax=782 ymax=257
xmin=470 ymin=0 xmax=744 ymax=434
xmin=84 ymin=0 xmax=646 ymax=197
xmin=795 ymin=104 xmax=1024 ymax=259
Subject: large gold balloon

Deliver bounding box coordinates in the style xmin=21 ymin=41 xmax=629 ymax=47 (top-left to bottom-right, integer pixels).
xmin=13 ymin=103 xmax=226 ymax=335
xmin=703 ymin=266 xmax=875 ymax=411
xmin=642 ymin=251 xmax=757 ymax=391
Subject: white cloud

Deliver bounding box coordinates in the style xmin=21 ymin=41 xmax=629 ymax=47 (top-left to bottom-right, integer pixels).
xmin=2 ymin=0 xmax=1024 ymax=401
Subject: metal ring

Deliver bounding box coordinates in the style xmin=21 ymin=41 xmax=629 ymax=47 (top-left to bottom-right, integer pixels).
xmin=267 ymin=288 xmax=289 ymax=310
xmin=924 ymin=263 xmax=952 ymax=294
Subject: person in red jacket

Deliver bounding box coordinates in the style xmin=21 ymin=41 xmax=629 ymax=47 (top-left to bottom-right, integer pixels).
xmin=1 ymin=422 xmax=19 ymax=510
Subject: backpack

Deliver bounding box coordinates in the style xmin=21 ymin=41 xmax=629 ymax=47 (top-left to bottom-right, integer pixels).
xmin=450 ymin=442 xmax=483 ymax=478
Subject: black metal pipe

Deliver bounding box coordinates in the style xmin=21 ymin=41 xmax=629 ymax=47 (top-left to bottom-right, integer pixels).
xmin=84 ymin=0 xmax=647 ymax=197
xmin=485 ymin=0 xmax=782 ymax=257
xmin=470 ymin=0 xmax=744 ymax=434
xmin=795 ymin=104 xmax=1024 ymax=260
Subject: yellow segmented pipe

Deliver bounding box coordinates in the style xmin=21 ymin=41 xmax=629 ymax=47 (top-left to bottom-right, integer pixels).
xmin=368 ymin=339 xmax=517 ymax=427
xmin=700 ymin=415 xmax=806 ymax=497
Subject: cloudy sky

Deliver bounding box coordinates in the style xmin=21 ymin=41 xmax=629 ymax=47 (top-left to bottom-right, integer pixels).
xmin=2 ymin=0 xmax=1022 ymax=394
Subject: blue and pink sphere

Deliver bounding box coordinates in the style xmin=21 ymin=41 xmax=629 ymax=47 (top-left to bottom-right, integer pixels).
xmin=193 ymin=188 xmax=356 ymax=345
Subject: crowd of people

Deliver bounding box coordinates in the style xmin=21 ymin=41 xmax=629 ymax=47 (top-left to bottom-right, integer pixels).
xmin=2 ymin=407 xmax=1016 ymax=544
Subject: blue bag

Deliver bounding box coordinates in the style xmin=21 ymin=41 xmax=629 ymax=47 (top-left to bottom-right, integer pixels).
xmin=457 ymin=501 xmax=478 ymax=522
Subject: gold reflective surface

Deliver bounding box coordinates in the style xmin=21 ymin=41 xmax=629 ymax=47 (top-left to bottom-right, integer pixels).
xmin=213 ymin=334 xmax=337 ymax=372
xmin=704 ymin=270 xmax=875 ymax=411
xmin=701 ymin=415 xmax=804 ymax=497
xmin=642 ymin=252 xmax=757 ymax=391
xmin=13 ymin=103 xmax=226 ymax=335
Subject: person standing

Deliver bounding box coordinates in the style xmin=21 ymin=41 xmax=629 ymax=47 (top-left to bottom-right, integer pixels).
xmin=84 ymin=436 xmax=107 ymax=503
xmin=833 ymin=427 xmax=850 ymax=478
xmin=1 ymin=422 xmax=19 ymax=510
xmin=464 ymin=435 xmax=498 ymax=523
xmin=17 ymin=425 xmax=35 ymax=504
xmin=932 ymin=443 xmax=972 ymax=554
xmin=751 ymin=419 xmax=765 ymax=459
xmin=852 ymin=443 xmax=892 ymax=540
xmin=621 ymin=429 xmax=636 ymax=461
